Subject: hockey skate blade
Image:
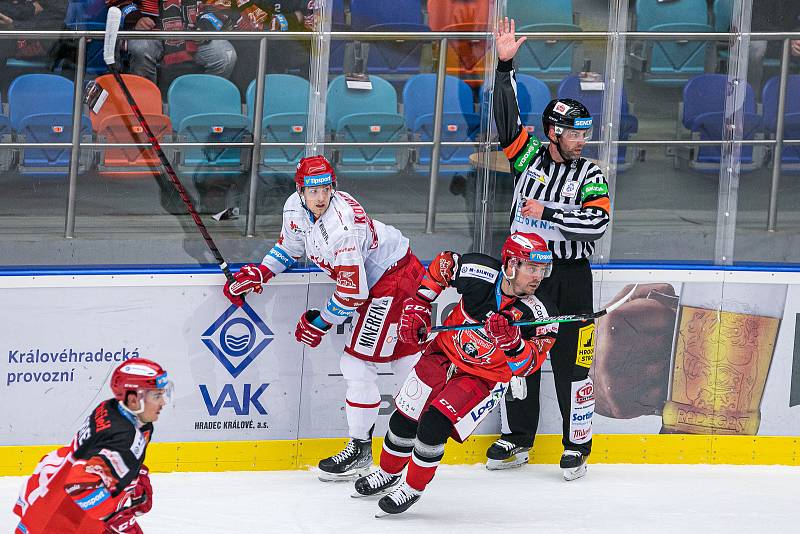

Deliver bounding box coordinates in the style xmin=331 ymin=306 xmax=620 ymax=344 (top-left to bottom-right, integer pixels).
xmin=317 ymin=467 xmax=370 ymax=483
xmin=486 ymin=451 xmax=529 ymax=471
xmin=562 ymin=463 xmax=587 ymax=481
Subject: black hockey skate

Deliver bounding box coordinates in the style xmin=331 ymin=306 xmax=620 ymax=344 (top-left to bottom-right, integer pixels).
xmin=485 ymin=438 xmax=531 ymax=471
xmin=560 ymin=450 xmax=588 ymax=481
xmin=352 ymin=469 xmax=401 ymax=498
xmin=376 ymin=482 xmax=422 ymax=517
xmin=318 ymin=438 xmax=372 ymax=482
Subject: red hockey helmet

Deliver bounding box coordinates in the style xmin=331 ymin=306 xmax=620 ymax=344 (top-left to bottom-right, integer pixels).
xmin=501 ymin=232 xmax=552 ymax=277
xmin=294 ymin=155 xmax=336 ymax=190
xmin=111 ymin=358 xmax=172 ymax=403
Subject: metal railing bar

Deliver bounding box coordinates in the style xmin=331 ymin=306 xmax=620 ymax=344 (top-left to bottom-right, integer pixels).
xmin=2 ymin=29 xmax=799 ymax=41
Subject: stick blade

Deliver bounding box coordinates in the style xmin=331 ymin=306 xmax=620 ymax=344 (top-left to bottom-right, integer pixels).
xmin=104 ymin=7 xmax=122 ymax=65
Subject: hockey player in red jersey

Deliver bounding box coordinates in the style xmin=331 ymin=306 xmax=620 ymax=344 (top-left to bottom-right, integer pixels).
xmin=223 ymin=155 xmax=425 ymax=481
xmin=13 ymin=358 xmax=172 ymax=533
xmin=353 ymin=233 xmax=560 ymax=516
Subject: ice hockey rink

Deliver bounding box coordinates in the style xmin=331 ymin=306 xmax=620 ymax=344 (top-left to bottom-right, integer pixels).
xmin=2 ymin=464 xmax=797 ymax=533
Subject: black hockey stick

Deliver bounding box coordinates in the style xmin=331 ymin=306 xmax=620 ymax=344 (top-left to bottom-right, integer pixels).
xmin=426 ymin=285 xmax=638 ymax=334
xmin=102 ymin=7 xmax=237 ymax=287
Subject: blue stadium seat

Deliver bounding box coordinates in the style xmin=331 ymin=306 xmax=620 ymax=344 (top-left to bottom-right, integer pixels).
xmin=167 ymin=75 xmax=251 ymax=180
xmin=507 ymin=1 xmax=581 ymax=83
xmin=7 ymin=74 xmax=92 ymax=177
xmin=479 ymin=73 xmax=551 ymax=139
xmin=0 ymin=91 xmax=11 ymax=171
xmin=246 ymin=74 xmax=310 ymax=173
xmin=350 ymin=0 xmax=423 ymax=28
xmin=632 ymin=0 xmax=714 ymax=87
xmin=516 ymin=22 xmax=582 ymax=84
xmin=763 ymin=75 xmax=800 ymax=172
xmin=349 ymin=0 xmax=427 ymax=76
xmin=681 ymin=74 xmax=762 ymax=172
xmin=557 ymin=75 xmax=638 ymax=168
xmin=403 ymin=74 xmax=480 ymax=174
xmin=507 ymin=0 xmax=574 ymax=26
xmin=712 ymin=0 xmax=732 ymax=32
xmin=327 ymin=75 xmax=407 ymax=174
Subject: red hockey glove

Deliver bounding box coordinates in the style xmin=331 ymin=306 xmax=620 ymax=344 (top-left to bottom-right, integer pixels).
xmin=485 ymin=310 xmax=522 ymax=352
xmin=223 ymin=263 xmax=274 ymax=306
xmin=105 ymin=467 xmax=152 ymax=533
xmin=295 ymin=309 xmax=331 ymax=348
xmin=398 ymin=297 xmax=432 ymax=345
xmin=105 ymin=510 xmax=142 ymax=533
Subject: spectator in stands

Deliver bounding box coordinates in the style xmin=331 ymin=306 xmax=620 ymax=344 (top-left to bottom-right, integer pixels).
xmin=0 ymin=0 xmax=66 ymax=64
xmin=747 ymin=1 xmax=800 ymax=92
xmin=106 ymin=0 xmax=237 ymax=84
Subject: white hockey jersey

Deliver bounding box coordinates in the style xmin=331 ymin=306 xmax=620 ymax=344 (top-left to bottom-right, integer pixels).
xmin=261 ymin=191 xmax=410 ymax=325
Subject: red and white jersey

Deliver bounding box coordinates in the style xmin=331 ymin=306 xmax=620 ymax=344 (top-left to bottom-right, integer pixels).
xmin=262 ymin=190 xmax=410 ymax=325
xmin=13 ymin=399 xmax=151 ymax=534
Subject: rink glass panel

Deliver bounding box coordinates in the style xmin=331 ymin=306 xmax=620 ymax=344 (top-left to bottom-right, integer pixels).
xmin=0 ymin=1 xmax=798 ymax=267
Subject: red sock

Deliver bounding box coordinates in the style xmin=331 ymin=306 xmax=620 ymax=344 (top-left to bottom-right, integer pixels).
xmin=405 ymin=447 xmax=443 ymax=492
xmin=379 ymin=441 xmax=411 ymax=475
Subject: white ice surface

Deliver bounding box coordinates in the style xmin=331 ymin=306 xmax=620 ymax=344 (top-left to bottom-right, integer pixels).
xmin=3 ymin=464 xmax=797 ymax=533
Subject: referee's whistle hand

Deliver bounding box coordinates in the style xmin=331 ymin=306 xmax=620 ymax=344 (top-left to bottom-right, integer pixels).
xmin=520 ymin=199 xmax=544 ymax=219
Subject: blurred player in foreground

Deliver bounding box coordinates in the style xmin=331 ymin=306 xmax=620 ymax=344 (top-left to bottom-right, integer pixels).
xmin=13 ymin=358 xmax=172 ymax=533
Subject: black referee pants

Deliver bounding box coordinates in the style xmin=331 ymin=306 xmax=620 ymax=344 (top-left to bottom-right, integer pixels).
xmin=501 ymin=258 xmax=595 ymax=456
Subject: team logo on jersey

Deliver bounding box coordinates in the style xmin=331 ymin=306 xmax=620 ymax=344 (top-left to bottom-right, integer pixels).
xmin=201 ymin=302 xmax=274 ymax=379
xmin=562 ymin=180 xmax=580 ymax=198
xmin=456 ymin=330 xmax=494 ymax=365
xmin=335 ymin=265 xmax=360 ymax=295
xmin=576 ymin=323 xmax=595 ymax=368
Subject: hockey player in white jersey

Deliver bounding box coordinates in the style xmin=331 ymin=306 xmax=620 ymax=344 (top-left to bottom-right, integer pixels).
xmin=223 ymin=155 xmax=425 ymax=481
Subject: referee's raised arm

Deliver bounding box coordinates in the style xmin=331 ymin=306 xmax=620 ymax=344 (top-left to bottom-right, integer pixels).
xmin=492 ymin=17 xmax=537 ymax=166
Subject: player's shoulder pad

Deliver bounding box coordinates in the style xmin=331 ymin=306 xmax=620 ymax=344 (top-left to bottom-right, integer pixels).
xmin=455 ymin=253 xmax=501 ymax=284
xmin=103 ymin=404 xmax=150 ymax=460
xmin=516 ymin=293 xmax=548 ymax=318
xmin=283 ymin=191 xmax=303 ymax=212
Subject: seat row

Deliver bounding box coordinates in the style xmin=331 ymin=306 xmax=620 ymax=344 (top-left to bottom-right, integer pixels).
xmin=0 ymin=71 xmax=635 ymax=178
xmin=57 ymin=0 xmax=585 ymax=86
xmin=678 ymin=74 xmax=800 ymax=172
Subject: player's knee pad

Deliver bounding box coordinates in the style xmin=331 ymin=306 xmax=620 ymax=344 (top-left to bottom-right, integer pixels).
xmin=388 ymin=409 xmax=418 ymax=439
xmin=417 ymin=407 xmax=452 ymax=447
xmin=340 ymin=353 xmax=378 ymax=383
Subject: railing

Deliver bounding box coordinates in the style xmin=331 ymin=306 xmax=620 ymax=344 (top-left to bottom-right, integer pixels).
xmin=0 ymin=28 xmax=798 ymax=245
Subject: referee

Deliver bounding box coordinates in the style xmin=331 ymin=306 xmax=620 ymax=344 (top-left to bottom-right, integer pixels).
xmin=485 ymin=18 xmax=610 ymax=481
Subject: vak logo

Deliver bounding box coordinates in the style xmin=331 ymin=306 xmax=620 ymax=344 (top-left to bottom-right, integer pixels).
xmin=201 ymin=302 xmax=274 ymax=379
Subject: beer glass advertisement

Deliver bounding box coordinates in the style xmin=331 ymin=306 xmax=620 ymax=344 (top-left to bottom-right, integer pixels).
xmin=591 ymin=280 xmax=800 ymax=436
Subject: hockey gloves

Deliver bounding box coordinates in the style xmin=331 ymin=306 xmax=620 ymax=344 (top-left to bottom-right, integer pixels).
xmin=105 ymin=467 xmax=152 ymax=533
xmin=223 ymin=263 xmax=275 ymax=306
xmin=398 ymin=297 xmax=432 ymax=345
xmin=485 ymin=310 xmax=522 ymax=352
xmin=295 ymin=309 xmax=332 ymax=348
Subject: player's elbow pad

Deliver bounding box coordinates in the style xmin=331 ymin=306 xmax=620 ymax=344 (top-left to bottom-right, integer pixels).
xmin=506 ymin=341 xmax=547 ymax=377
xmin=418 ymin=251 xmax=459 ymax=301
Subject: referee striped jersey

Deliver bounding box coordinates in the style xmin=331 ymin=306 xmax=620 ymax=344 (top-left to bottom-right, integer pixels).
xmin=493 ymin=60 xmax=610 ymax=260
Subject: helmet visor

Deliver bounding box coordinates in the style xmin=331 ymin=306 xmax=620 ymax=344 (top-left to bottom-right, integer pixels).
xmin=141 ymin=380 xmax=174 ymax=404
xmin=511 ymin=258 xmax=552 ymax=278
xmin=555 ymin=125 xmax=593 ymax=141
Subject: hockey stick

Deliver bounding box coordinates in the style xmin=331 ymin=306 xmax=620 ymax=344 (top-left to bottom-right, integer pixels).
xmin=102 ymin=7 xmax=237 ymax=287
xmin=427 ymin=284 xmax=638 ymax=334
